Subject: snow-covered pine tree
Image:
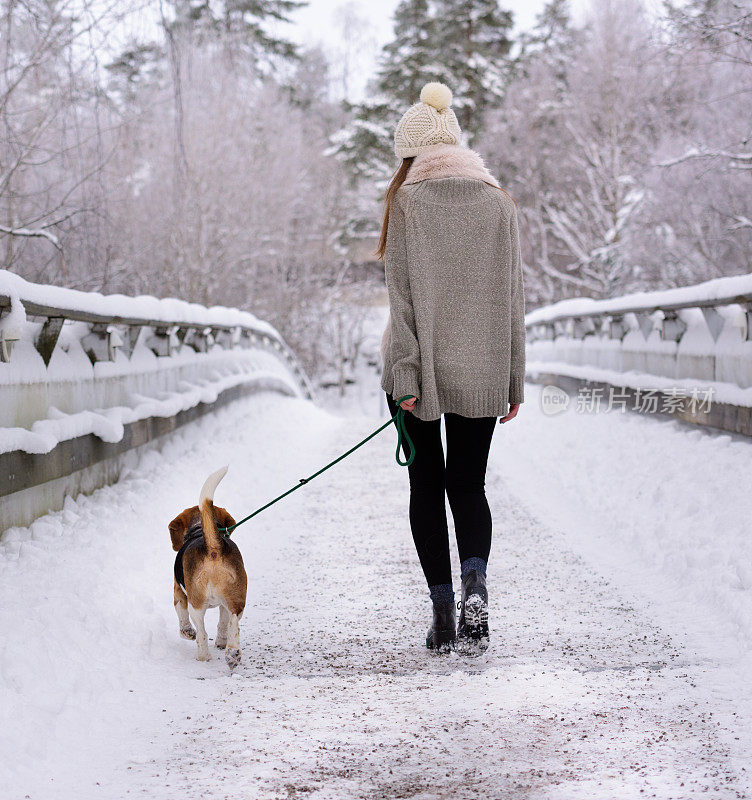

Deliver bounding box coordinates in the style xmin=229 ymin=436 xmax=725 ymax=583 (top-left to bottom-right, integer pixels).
xmin=430 ymin=0 xmax=514 ymax=139
xmin=379 ymin=0 xmax=440 ymax=106
xmin=106 ymin=44 xmax=165 ymax=108
xmin=327 ymin=0 xmax=447 ymax=254
xmin=514 ymin=0 xmax=578 ymax=92
xmin=327 ymin=97 xmax=396 ymax=187
xmin=329 ymin=0 xmax=516 ymax=255
xmin=219 ymin=0 xmax=305 ymax=61
xmin=330 ymin=0 xmax=440 ymax=186
xmin=167 ymin=0 xmax=304 ymax=66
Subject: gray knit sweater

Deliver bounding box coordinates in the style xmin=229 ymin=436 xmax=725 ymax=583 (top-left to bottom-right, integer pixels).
xmin=380 ymin=147 xmax=526 ymax=422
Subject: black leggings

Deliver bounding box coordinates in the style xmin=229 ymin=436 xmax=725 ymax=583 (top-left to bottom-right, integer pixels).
xmin=386 ymin=392 xmax=497 ymax=587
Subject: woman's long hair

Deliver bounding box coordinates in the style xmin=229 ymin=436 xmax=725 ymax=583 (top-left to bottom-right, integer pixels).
xmin=375 ymin=157 xmax=414 ymax=261
xmin=375 ymin=156 xmax=518 ymax=261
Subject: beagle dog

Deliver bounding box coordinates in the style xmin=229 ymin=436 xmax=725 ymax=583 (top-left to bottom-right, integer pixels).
xmin=168 ymin=466 xmax=247 ymax=669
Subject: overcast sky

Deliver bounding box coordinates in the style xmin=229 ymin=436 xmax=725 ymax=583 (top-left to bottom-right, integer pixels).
xmin=292 ymin=0 xmax=592 ymax=46
xmin=283 ymin=0 xmax=593 ymax=100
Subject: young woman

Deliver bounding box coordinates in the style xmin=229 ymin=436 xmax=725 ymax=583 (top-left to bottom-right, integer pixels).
xmin=378 ymin=82 xmax=526 ymax=655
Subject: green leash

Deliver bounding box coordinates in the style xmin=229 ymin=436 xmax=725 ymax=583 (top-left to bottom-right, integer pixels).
xmin=219 ymin=395 xmax=416 ymax=536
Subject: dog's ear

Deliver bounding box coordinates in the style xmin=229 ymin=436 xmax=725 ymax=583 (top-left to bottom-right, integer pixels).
xmin=168 ymin=508 xmax=195 ymax=551
xmin=214 ymin=505 xmax=237 ymax=533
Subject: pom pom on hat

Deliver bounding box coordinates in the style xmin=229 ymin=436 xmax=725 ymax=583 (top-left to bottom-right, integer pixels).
xmin=394 ymin=80 xmax=462 ymax=159
xmin=420 ymin=82 xmax=452 ymax=112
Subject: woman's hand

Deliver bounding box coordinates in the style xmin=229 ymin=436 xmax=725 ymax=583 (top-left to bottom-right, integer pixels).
xmin=400 ymin=396 xmax=418 ymax=412
xmin=499 ymin=403 xmax=520 ymax=424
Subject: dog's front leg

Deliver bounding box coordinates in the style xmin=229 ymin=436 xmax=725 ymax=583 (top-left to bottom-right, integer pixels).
xmin=216 ymin=606 xmax=229 ymax=649
xmin=189 ymin=604 xmax=211 ymax=661
xmin=174 ymin=582 xmax=196 ymax=640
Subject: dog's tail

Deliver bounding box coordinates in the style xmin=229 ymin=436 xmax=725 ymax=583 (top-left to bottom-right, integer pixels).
xmin=199 ymin=465 xmax=229 ymax=559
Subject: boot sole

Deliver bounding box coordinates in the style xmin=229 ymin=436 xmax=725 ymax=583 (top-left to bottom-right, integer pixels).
xmin=458 ymin=594 xmax=489 ymax=656
xmin=465 ymin=594 xmax=489 ymax=631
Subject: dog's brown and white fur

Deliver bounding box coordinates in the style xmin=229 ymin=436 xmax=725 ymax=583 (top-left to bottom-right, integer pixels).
xmin=168 ymin=466 xmax=247 ymax=668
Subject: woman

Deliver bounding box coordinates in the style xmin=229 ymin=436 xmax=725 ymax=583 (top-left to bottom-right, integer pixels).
xmin=379 ymin=82 xmax=525 ymax=655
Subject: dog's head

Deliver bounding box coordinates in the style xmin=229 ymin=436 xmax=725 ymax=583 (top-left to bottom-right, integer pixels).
xmin=168 ymin=505 xmax=237 ymax=551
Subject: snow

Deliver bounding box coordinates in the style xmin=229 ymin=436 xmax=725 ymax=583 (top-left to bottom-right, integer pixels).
xmin=0 ymin=341 xmax=300 ymax=454
xmin=0 ymin=268 xmax=279 ymax=336
xmin=0 ymin=225 xmax=60 ymax=247
xmin=495 ymin=381 xmax=752 ymax=790
xmin=0 ymin=291 xmax=26 ymax=340
xmin=351 ymin=119 xmax=392 ymax=139
xmin=658 ymin=148 xmax=752 ymax=168
xmin=498 ymin=382 xmax=752 ymax=649
xmin=0 ymin=356 xmax=299 ymax=454
xmin=0 ymin=269 xmax=308 ymax=451
xmin=0 ymin=319 xmax=294 ymax=389
xmin=526 ymin=271 xmax=752 ymax=325
xmin=1 ymin=306 xmax=751 ymax=798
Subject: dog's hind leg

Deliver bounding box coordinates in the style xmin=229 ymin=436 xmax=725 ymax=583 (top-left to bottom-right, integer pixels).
xmin=189 ymin=604 xmax=210 ymax=661
xmin=216 ymin=606 xmax=229 ymax=649
xmin=225 ymin=611 xmax=242 ymax=670
xmin=174 ymin=581 xmax=196 ymax=640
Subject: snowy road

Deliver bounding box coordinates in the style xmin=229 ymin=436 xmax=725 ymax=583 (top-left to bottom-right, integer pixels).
xmin=2 ymin=384 xmax=751 ymax=799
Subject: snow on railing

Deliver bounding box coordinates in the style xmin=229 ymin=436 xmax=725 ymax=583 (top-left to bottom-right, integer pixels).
xmin=525 ymin=273 xmax=752 ymax=327
xmin=0 ymin=271 xmax=315 ymax=531
xmin=524 ymin=273 xmax=752 ymax=432
xmin=0 ymin=269 xmax=295 ymax=362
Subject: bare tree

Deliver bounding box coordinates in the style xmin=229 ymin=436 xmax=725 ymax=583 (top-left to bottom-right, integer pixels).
xmin=483 ymin=0 xmax=752 ymax=303
xmin=0 ymin=0 xmax=143 ymax=286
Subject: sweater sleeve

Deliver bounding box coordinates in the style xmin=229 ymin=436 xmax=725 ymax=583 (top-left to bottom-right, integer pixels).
xmin=508 ymin=208 xmax=526 ymax=405
xmin=383 ymin=192 xmax=421 ymax=400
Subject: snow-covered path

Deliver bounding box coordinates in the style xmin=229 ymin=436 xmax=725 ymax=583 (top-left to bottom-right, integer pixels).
xmin=2 ymin=385 xmax=751 ymax=799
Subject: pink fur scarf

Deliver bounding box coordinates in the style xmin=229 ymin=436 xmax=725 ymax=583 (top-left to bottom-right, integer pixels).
xmin=403 ymin=143 xmax=500 ymax=187
xmin=380 ymin=144 xmax=501 ymax=367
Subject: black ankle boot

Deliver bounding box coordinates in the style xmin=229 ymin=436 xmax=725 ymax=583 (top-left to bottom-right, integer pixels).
xmin=457 ymin=569 xmax=489 ymax=654
xmin=426 ymin=601 xmax=456 ymax=653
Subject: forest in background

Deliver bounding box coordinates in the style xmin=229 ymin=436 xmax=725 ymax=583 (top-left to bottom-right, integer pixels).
xmin=1 ymin=0 xmax=750 ymax=380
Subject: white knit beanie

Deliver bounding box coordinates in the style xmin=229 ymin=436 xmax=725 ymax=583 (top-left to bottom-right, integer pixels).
xmin=394 ymin=82 xmax=462 ymax=159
